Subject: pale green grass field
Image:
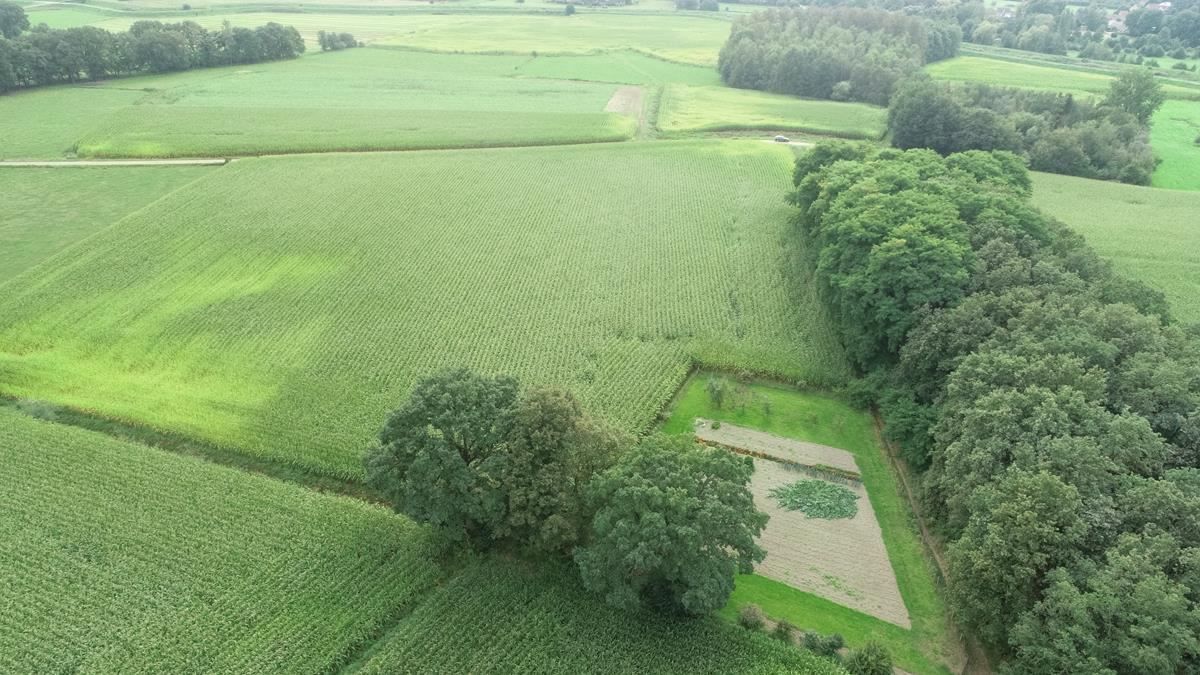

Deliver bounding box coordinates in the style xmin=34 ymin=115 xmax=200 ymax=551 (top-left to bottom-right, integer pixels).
xmin=92 ymin=11 xmax=731 ymax=64
xmin=2 ymin=50 xmax=636 ymax=158
xmin=0 ymin=409 xmax=444 ymax=673
xmin=1150 ymin=100 xmax=1200 ymax=191
xmin=0 ymin=141 xmax=848 ymax=479
xmin=509 ymin=49 xmax=721 ymax=86
xmin=1031 ymin=171 xmax=1200 ymax=323
xmin=659 ymin=85 xmax=888 ymax=139
xmin=0 ymin=167 xmax=212 ymax=284
xmin=926 ymin=55 xmax=1200 ymax=100
xmin=663 ymin=376 xmax=954 ymax=675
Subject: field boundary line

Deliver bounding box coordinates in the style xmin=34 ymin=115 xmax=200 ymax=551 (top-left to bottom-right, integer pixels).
xmin=0 ymin=159 xmax=228 ymax=167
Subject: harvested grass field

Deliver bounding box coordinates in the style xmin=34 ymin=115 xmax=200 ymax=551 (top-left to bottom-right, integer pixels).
xmin=749 ymin=457 xmax=910 ymax=628
xmin=0 ymin=167 xmax=211 ymax=284
xmin=0 ymin=409 xmax=444 ymax=673
xmin=665 ymin=376 xmax=954 ymax=674
xmin=926 ymin=55 xmax=1200 ymax=100
xmin=1031 ymin=171 xmax=1200 ymax=323
xmin=0 ymin=87 xmax=144 ymax=159
xmin=1150 ymin=100 xmax=1200 ymax=191
xmin=0 ymin=142 xmax=848 ymax=480
xmin=352 ymin=559 xmax=846 ymax=674
xmin=658 ymin=85 xmax=887 ymax=139
xmin=510 ymin=50 xmax=721 ymax=86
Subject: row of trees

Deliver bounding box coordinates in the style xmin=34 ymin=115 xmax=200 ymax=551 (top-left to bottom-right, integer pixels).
xmin=316 ymin=30 xmax=358 ymax=51
xmin=364 ymin=369 xmax=768 ymax=616
xmin=717 ymin=7 xmax=960 ymax=106
xmin=888 ymin=69 xmax=1164 ymax=184
xmin=0 ymin=3 xmax=303 ymax=94
xmin=791 ymin=143 xmax=1200 ymax=672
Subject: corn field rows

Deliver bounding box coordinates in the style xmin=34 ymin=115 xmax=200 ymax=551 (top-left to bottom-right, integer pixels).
xmin=0 ymin=410 xmax=443 ymax=673
xmin=354 ymin=559 xmax=846 ymax=674
xmin=0 ymin=141 xmax=849 ymax=480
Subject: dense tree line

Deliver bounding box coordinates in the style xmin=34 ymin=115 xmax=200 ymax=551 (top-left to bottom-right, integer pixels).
xmin=364 ymin=369 xmax=767 ymax=616
xmin=717 ymin=7 xmax=961 ymax=106
xmin=316 ymin=30 xmax=358 ymax=51
xmin=791 ymin=142 xmax=1200 ymax=672
xmin=888 ymin=69 xmax=1163 ymax=184
xmin=0 ymin=3 xmax=303 ymax=94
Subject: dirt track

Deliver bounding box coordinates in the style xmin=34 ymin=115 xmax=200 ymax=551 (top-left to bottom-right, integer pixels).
xmin=0 ymin=159 xmax=227 ymax=168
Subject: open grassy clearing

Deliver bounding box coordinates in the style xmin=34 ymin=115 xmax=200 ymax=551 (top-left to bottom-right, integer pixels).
xmin=0 ymin=141 xmax=848 ymax=480
xmin=664 ymin=376 xmax=954 ymax=674
xmin=0 ymin=167 xmax=211 ymax=285
xmin=1150 ymin=100 xmax=1200 ymax=191
xmin=0 ymin=49 xmax=634 ymax=158
xmin=1031 ymin=172 xmax=1200 ymax=323
xmin=658 ymin=85 xmax=887 ymax=139
xmin=0 ymin=409 xmax=444 ymax=673
xmin=91 ymin=11 xmax=731 ymax=64
xmin=926 ymin=55 xmax=1200 ymax=100
xmin=350 ymin=558 xmax=847 ymax=674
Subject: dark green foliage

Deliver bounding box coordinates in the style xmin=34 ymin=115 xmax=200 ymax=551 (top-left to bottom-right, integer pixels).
xmin=771 ymin=619 xmax=796 ymax=642
xmin=791 ymin=142 xmax=1200 ymax=671
xmin=803 ymin=631 xmax=845 ymax=659
xmin=317 ymin=30 xmax=357 ymax=51
xmin=718 ymin=7 xmax=959 ymax=106
xmin=565 ymin=3 xmax=575 ymax=14
xmin=705 ymin=375 xmax=728 ymax=408
xmin=0 ymin=1 xmax=28 ymax=39
xmin=574 ymin=435 xmax=767 ymax=615
xmin=0 ymin=20 xmax=304 ymax=94
xmin=737 ymin=603 xmax=766 ymax=630
xmin=888 ymin=79 xmax=1157 ymax=185
xmin=1103 ymin=68 xmax=1166 ymax=126
xmin=844 ymin=640 xmax=893 ymax=675
xmin=768 ymin=479 xmax=858 ymax=519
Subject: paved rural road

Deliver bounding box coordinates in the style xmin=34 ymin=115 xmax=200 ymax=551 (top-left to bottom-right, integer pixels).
xmin=0 ymin=159 xmax=228 ymax=168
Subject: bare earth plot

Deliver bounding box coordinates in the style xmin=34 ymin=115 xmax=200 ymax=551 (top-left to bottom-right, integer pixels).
xmin=696 ymin=420 xmax=911 ymax=628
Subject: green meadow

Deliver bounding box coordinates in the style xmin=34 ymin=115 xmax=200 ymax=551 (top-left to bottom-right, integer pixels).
xmin=1150 ymin=100 xmax=1200 ymax=191
xmin=659 ymin=85 xmax=887 ymax=138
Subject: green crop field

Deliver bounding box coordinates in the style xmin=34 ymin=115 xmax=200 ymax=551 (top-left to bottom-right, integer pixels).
xmin=509 ymin=50 xmax=722 ymax=86
xmin=663 ymin=376 xmax=953 ymax=674
xmin=659 ymin=85 xmax=888 ymax=138
xmin=89 ymin=11 xmax=732 ymax=64
xmin=0 ymin=50 xmax=637 ymax=158
xmin=0 ymin=167 xmax=211 ymax=284
xmin=352 ymin=558 xmax=847 ymax=674
xmin=926 ymin=55 xmax=1200 ymax=100
xmin=1031 ymin=172 xmax=1200 ymax=323
xmin=0 ymin=141 xmax=848 ymax=480
xmin=0 ymin=408 xmax=444 ymax=673
xmin=1150 ymin=100 xmax=1200 ymax=191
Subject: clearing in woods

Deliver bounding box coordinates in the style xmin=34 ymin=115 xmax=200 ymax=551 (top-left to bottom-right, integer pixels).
xmin=0 ymin=141 xmax=849 ymax=480
xmin=695 ymin=419 xmax=911 ymax=628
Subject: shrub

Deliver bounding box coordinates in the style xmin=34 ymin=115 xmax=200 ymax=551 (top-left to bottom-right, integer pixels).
xmin=564 ymin=3 xmax=575 ymax=14
xmin=803 ymin=631 xmax=845 ymax=659
xmin=705 ymin=376 xmax=728 ymax=409
xmin=738 ymin=603 xmax=766 ymax=630
xmin=771 ymin=620 xmax=796 ymax=642
xmin=844 ymin=640 xmax=893 ymax=675
xmin=711 ymin=420 xmax=721 ymax=430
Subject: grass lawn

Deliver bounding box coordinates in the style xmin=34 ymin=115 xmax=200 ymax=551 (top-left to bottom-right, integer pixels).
xmin=0 ymin=408 xmax=444 ymax=673
xmin=1031 ymin=171 xmax=1200 ymax=324
xmin=0 ymin=167 xmax=212 ymax=285
xmin=0 ymin=141 xmax=848 ymax=480
xmin=658 ymin=85 xmax=888 ymax=139
xmin=662 ymin=375 xmax=955 ymax=674
xmin=1150 ymin=100 xmax=1200 ymax=191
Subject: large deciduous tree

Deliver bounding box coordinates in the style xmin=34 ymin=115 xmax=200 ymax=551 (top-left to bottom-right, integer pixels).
xmin=0 ymin=1 xmax=28 ymax=39
xmin=1103 ymin=69 xmax=1165 ymax=125
xmin=574 ymin=435 xmax=767 ymax=615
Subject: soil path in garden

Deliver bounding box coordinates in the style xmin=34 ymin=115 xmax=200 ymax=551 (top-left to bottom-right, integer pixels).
xmin=0 ymin=159 xmax=228 ymax=168
xmin=694 ymin=418 xmax=859 ymax=474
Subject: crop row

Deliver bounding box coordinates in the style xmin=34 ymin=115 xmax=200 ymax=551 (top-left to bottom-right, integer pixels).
xmin=0 ymin=410 xmax=443 ymax=673
xmin=0 ymin=141 xmax=849 ymax=479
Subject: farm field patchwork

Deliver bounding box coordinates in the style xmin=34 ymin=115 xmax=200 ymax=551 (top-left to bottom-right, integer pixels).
xmin=0 ymin=408 xmax=444 ymax=673
xmin=89 ymin=11 xmax=732 ymax=64
xmin=1150 ymin=100 xmax=1200 ymax=191
xmin=351 ymin=558 xmax=847 ymax=674
xmin=0 ymin=141 xmax=849 ymax=480
xmin=658 ymin=85 xmax=888 ymax=139
xmin=1031 ymin=171 xmax=1200 ymax=323
xmin=0 ymin=167 xmax=211 ymax=284
xmin=664 ymin=376 xmax=954 ymax=674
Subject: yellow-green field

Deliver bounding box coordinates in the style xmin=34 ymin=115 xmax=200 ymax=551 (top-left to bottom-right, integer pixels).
xmin=659 ymin=85 xmax=887 ymax=139
xmin=1150 ymin=100 xmax=1200 ymax=191
xmin=1031 ymin=172 xmax=1200 ymax=323
xmin=0 ymin=141 xmax=848 ymax=480
xmin=926 ymin=55 xmax=1200 ymax=100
